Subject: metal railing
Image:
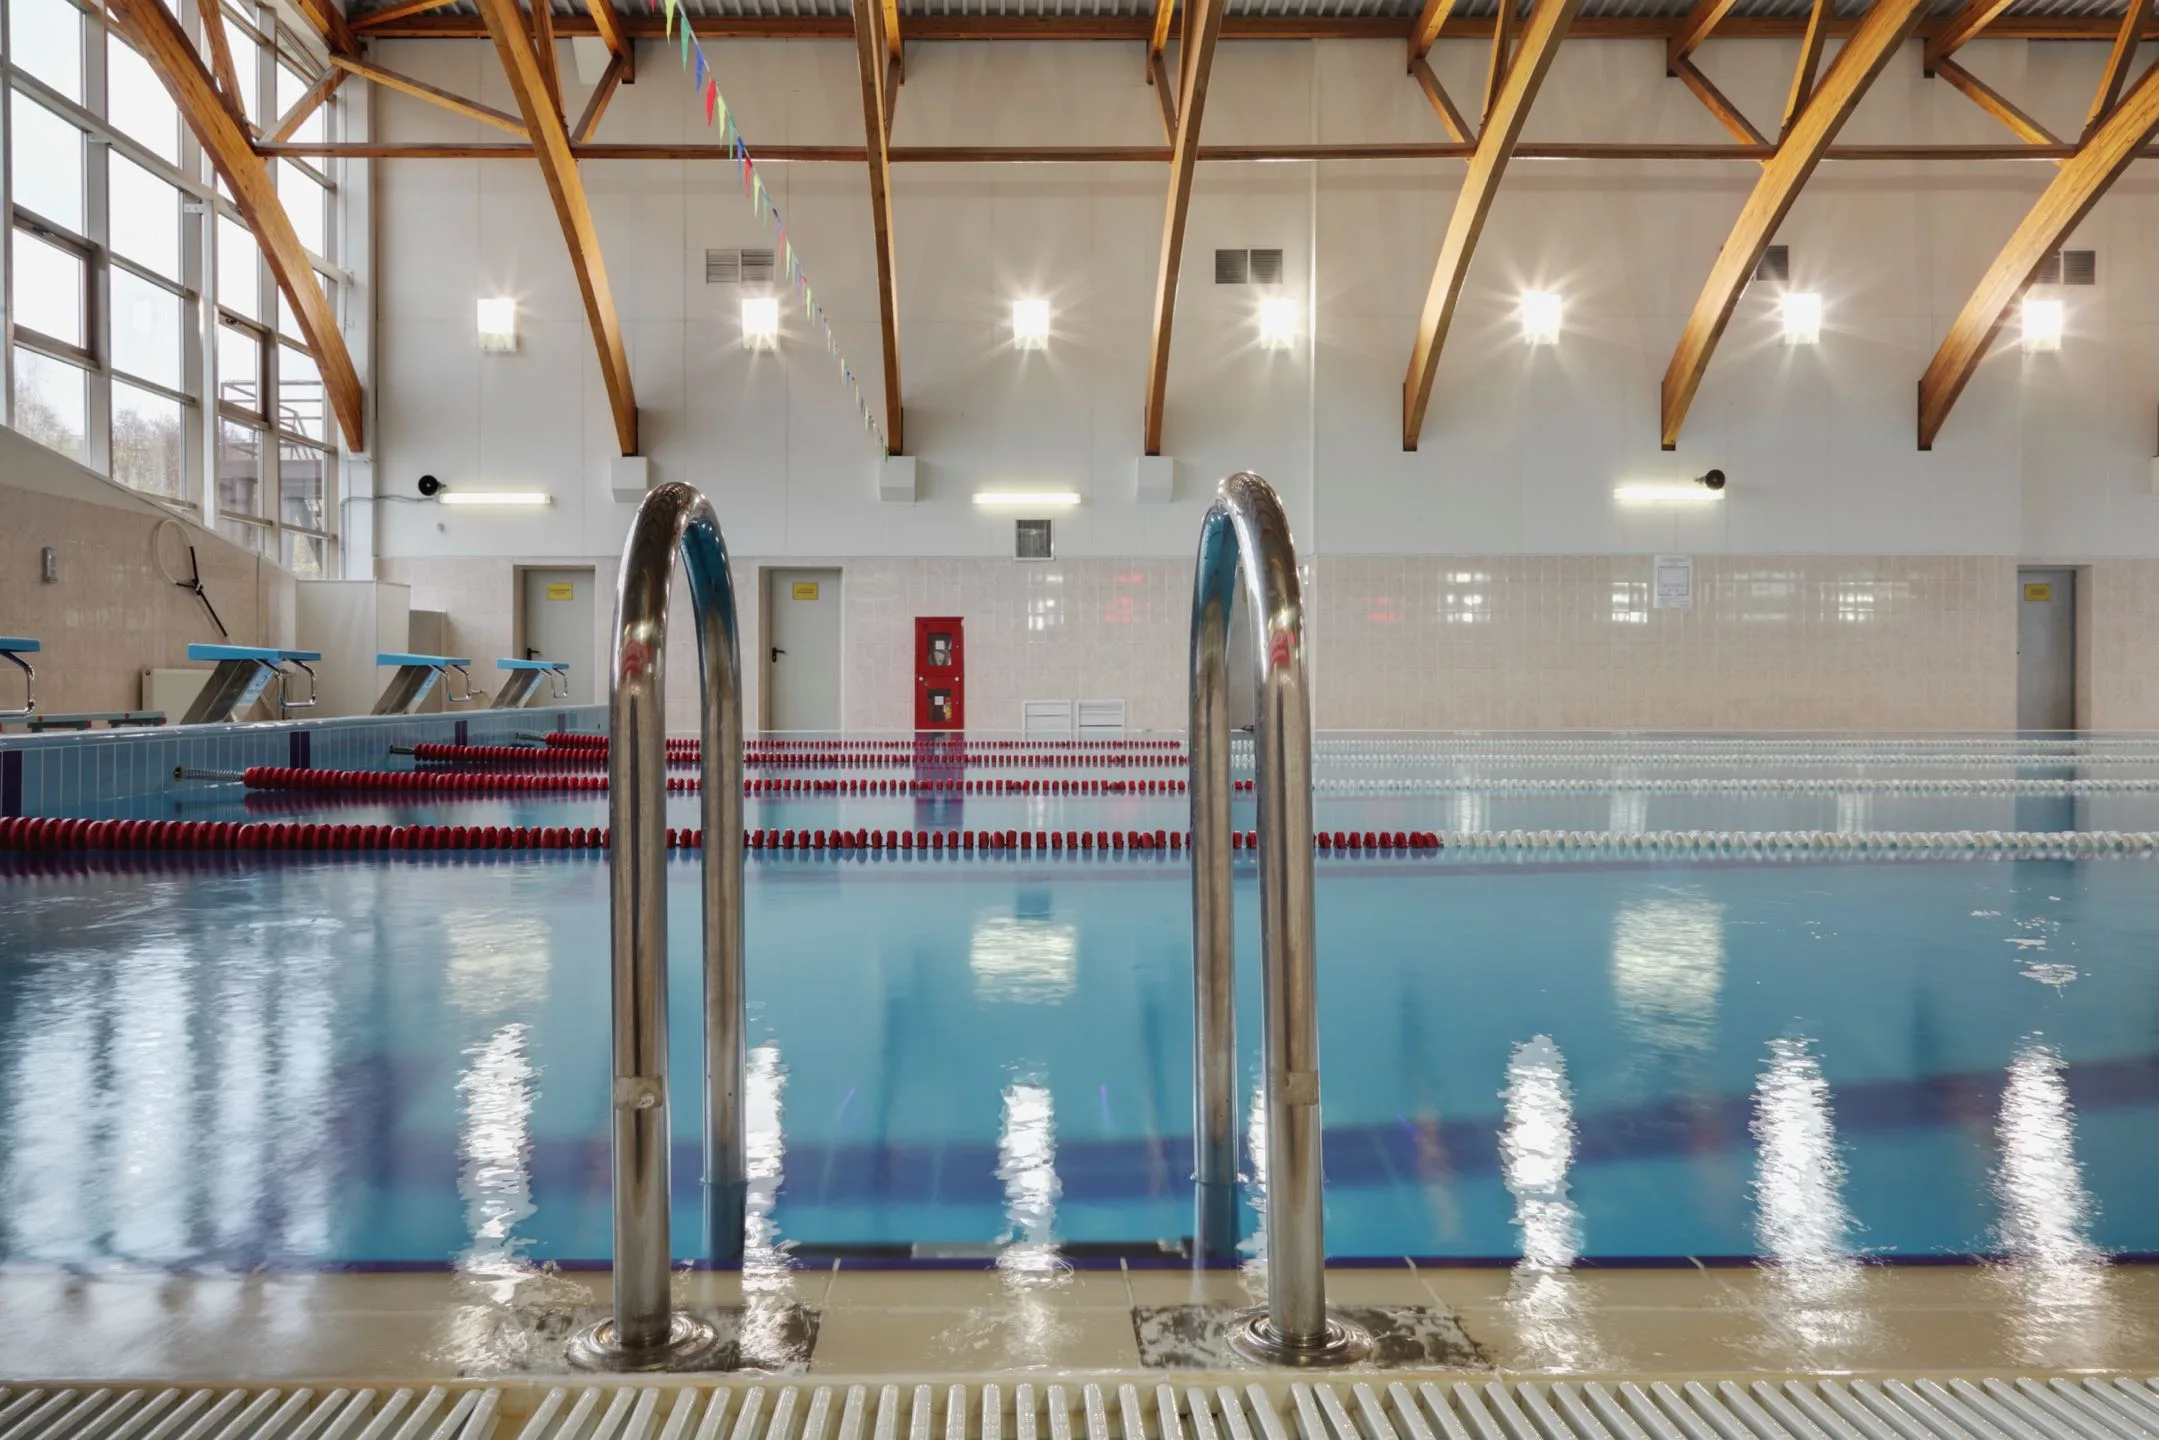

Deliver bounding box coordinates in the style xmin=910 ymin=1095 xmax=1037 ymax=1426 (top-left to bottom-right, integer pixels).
xmin=1188 ymin=472 xmax=1370 ymax=1367
xmin=566 ymin=482 xmax=748 ymax=1373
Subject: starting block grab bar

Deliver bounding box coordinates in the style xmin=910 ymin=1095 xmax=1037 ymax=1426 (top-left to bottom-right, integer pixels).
xmin=180 ymin=644 xmax=321 ymax=724
xmin=0 ymin=637 xmax=37 ymax=718
xmin=493 ymin=657 xmax=570 ymax=708
xmin=372 ymin=653 xmax=478 ymax=715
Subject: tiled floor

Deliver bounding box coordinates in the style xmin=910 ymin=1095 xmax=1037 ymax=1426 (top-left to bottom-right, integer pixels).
xmin=3 ymin=1261 xmax=2156 ymax=1381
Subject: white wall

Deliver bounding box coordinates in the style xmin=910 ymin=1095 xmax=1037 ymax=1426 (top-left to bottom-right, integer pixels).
xmin=367 ymin=33 xmax=2159 ymax=565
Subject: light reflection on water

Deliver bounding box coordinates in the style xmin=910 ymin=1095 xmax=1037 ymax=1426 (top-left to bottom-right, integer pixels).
xmin=1747 ymin=1036 xmax=1878 ymax=1362
xmin=1611 ymin=893 xmax=1722 ymax=1060
xmin=969 ymin=912 xmax=1078 ymax=1005
xmin=1990 ymin=1037 xmax=2127 ymax=1366
xmin=1498 ymin=1036 xmax=1608 ymax=1371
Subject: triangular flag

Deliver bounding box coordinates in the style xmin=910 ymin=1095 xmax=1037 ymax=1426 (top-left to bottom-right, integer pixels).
xmin=679 ymin=22 xmax=690 ymax=66
xmin=705 ymin=78 xmax=718 ymax=125
xmin=693 ymin=46 xmax=705 ymax=90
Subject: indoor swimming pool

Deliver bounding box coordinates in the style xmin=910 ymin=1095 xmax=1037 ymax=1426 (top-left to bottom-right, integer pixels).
xmin=2 ymin=732 xmax=2156 ymax=1280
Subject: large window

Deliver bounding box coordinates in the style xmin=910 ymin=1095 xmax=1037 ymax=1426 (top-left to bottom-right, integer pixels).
xmin=1 ymin=0 xmax=346 ymax=573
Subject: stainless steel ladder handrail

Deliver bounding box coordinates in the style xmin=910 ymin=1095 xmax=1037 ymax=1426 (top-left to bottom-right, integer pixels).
xmin=1188 ymin=471 xmax=1370 ymax=1367
xmin=567 ymin=481 xmax=748 ymax=1373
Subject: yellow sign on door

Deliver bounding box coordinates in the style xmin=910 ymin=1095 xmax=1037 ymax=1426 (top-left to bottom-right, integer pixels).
xmin=792 ymin=582 xmax=820 ymax=601
xmin=2024 ymin=582 xmax=2053 ymax=603
xmin=546 ymin=582 xmax=575 ymax=601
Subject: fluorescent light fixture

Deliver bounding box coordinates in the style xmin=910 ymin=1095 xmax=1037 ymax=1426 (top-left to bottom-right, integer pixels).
xmin=1012 ymin=298 xmax=1051 ymax=349
xmin=1257 ymin=295 xmax=1299 ymax=349
xmin=1615 ymin=482 xmax=1722 ymax=506
xmin=2022 ymin=296 xmax=2063 ymax=353
xmin=974 ymin=491 xmax=1080 ymax=508
xmin=437 ymin=491 xmax=553 ymax=507
xmin=476 ymin=297 xmax=517 ymax=352
xmin=1781 ymin=291 xmax=1822 ymax=345
xmin=1521 ymin=291 xmax=1562 ymax=345
xmin=741 ymin=295 xmax=780 ymax=347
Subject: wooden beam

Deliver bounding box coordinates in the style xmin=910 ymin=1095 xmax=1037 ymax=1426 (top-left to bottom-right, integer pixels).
xmin=883 ymin=0 xmax=903 ymax=63
xmin=1660 ymin=0 xmax=1928 ymax=448
xmin=1483 ymin=0 xmax=1518 ymax=124
xmin=1781 ymin=0 xmax=1831 ymax=137
xmin=1409 ymin=0 xmax=1458 ymax=61
xmin=108 ymin=0 xmax=363 ymax=448
xmin=353 ymin=0 xmax=461 ymax=27
xmin=1918 ymin=61 xmax=2159 ymax=449
xmin=1666 ymin=0 xmax=1741 ymax=68
xmin=288 ymin=0 xmax=358 ymax=56
xmin=853 ymin=0 xmax=905 ymax=455
xmin=885 ymin=53 xmax=901 ymax=132
xmin=267 ymin=68 xmax=345 ymax=142
xmin=330 ymin=53 xmax=531 ymax=136
xmin=2087 ymin=0 xmax=2153 ymax=135
xmin=1924 ymin=0 xmax=2018 ymax=71
xmin=1411 ymin=53 xmax=1473 ymax=144
xmin=1934 ymin=55 xmax=2060 ymax=145
xmin=348 ymin=11 xmax=2159 ymax=42
xmin=1142 ymin=0 xmax=1224 ymax=456
xmin=1149 ymin=48 xmax=1178 ymax=143
xmin=531 ymin=0 xmax=562 ymax=119
xmin=474 ymin=0 xmax=638 ymax=454
xmin=570 ymin=49 xmax=624 ymax=144
xmin=583 ymin=0 xmax=631 ymax=73
xmin=194 ymin=0 xmax=253 ymax=131
xmin=1402 ymin=0 xmax=1579 ymax=450
xmin=1149 ymin=0 xmax=1175 ymax=58
xmin=1672 ymin=54 xmax=1767 ymax=146
xmin=261 ymin=139 xmax=2147 ymax=162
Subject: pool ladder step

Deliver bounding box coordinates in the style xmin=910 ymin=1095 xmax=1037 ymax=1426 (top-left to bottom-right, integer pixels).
xmin=6 ymin=1380 xmax=2158 ymax=1440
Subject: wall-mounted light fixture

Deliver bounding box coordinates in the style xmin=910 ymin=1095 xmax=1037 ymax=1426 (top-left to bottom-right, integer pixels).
xmin=1012 ymin=298 xmax=1052 ymax=349
xmin=1781 ymin=292 xmax=1822 ymax=346
xmin=1615 ymin=475 xmax=1724 ymax=506
xmin=974 ymin=491 xmax=1080 ymax=508
xmin=2022 ymin=296 xmax=2064 ymax=353
xmin=1257 ymin=296 xmax=1299 ymax=350
xmin=1521 ymin=291 xmax=1562 ymax=345
xmin=476 ymin=297 xmax=518 ymax=353
xmin=741 ymin=296 xmax=780 ymax=348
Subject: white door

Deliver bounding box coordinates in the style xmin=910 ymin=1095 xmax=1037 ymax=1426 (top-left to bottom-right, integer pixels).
xmin=765 ymin=568 xmax=841 ymax=732
xmin=2016 ymin=569 xmax=2076 ymax=731
xmin=521 ymin=567 xmax=596 ymax=705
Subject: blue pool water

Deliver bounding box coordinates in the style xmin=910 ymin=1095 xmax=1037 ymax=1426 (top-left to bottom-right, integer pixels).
xmin=2 ymin=819 xmax=2154 ymax=1271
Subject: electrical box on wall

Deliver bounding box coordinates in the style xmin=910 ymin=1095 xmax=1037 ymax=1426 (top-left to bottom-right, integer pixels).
xmin=1135 ymin=456 xmax=1173 ymax=504
xmin=609 ymin=455 xmax=652 ymax=502
xmin=880 ymin=455 xmax=917 ymax=504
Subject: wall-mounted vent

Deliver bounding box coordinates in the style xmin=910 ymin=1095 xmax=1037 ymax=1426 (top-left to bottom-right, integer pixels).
xmin=1214 ymin=248 xmax=1287 ymax=285
xmin=705 ymin=248 xmax=777 ymax=284
xmin=2031 ymin=250 xmax=2094 ymax=286
xmin=1753 ymin=245 xmax=1789 ymax=283
xmin=1015 ymin=519 xmax=1054 ymax=561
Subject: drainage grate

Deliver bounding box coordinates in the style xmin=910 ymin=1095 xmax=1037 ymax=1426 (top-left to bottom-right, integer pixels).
xmin=0 ymin=1386 xmax=500 ymax=1440
xmin=5 ymin=1379 xmax=2156 ymax=1440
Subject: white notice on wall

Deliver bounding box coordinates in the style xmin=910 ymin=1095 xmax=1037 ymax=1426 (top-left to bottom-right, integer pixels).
xmin=1653 ymin=554 xmax=1694 ymax=611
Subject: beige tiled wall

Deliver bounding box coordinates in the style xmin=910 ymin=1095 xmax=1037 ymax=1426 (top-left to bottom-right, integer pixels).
xmin=2080 ymin=561 xmax=2159 ymax=731
xmin=3 ymin=482 xmax=294 ymax=717
xmin=364 ymin=554 xmax=2050 ymax=733
xmin=1311 ymin=556 xmax=2020 ymax=732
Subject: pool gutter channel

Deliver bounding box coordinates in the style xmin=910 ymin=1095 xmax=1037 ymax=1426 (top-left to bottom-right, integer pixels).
xmin=2 ymin=1377 xmax=2154 ymax=1440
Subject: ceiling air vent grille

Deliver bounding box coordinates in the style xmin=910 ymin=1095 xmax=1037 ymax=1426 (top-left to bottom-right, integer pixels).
xmin=2062 ymin=249 xmax=2097 ymax=285
xmin=705 ymin=248 xmax=778 ymax=285
xmin=1753 ymin=245 xmax=1789 ymax=283
xmin=1015 ymin=519 xmax=1054 ymax=561
xmin=1248 ymin=248 xmax=1285 ymax=285
xmin=1214 ymin=249 xmax=1248 ymax=285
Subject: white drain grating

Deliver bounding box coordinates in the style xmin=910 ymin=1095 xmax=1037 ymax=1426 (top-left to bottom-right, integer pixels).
xmin=0 ymin=1387 xmax=499 ymax=1440
xmin=5 ymin=1381 xmax=2158 ymax=1440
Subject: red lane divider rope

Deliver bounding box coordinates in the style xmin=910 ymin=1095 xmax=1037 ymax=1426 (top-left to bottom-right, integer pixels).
xmin=533 ymin=734 xmax=1192 ymax=768
xmin=244 ymin=766 xmax=1254 ymax=797
xmin=0 ymin=815 xmax=1442 ymax=856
